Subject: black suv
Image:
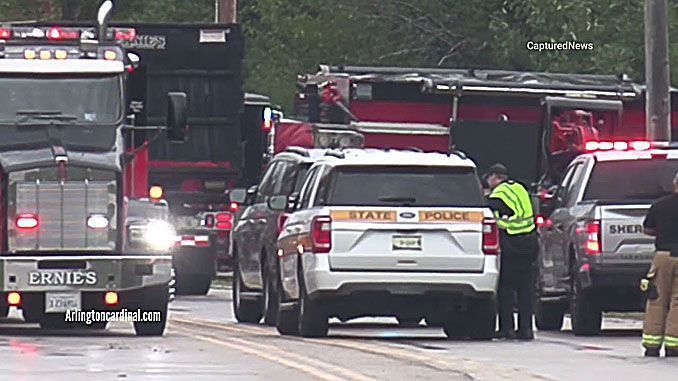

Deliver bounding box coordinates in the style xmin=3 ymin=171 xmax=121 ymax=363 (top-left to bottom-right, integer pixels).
xmin=229 ymin=147 xmax=327 ymax=325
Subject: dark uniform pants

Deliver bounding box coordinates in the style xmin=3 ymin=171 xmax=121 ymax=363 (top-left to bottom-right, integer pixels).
xmin=642 ymin=251 xmax=678 ymax=350
xmin=498 ymin=257 xmax=534 ymax=333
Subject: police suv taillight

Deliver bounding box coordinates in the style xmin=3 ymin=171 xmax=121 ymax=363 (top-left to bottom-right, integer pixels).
xmin=584 ymin=220 xmax=601 ymax=255
xmin=482 ymin=218 xmax=499 ymax=255
xmin=311 ymin=216 xmax=332 ymax=253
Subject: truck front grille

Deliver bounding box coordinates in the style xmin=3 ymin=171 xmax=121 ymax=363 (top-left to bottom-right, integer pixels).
xmin=8 ymin=169 xmax=117 ymax=252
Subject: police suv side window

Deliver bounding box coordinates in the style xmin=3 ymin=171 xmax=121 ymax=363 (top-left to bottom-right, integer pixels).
xmin=298 ymin=166 xmax=321 ymax=210
xmin=555 ymin=164 xmax=577 ymax=207
xmin=564 ymin=163 xmax=585 ymax=206
xmin=313 ymin=167 xmax=333 ymax=206
xmin=272 ymin=161 xmax=296 ymax=196
xmin=256 ymin=162 xmax=279 ymax=203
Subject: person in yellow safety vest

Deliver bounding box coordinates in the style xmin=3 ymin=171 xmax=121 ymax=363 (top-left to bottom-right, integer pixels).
xmin=641 ymin=170 xmax=678 ymax=357
xmin=484 ymin=163 xmax=538 ymax=340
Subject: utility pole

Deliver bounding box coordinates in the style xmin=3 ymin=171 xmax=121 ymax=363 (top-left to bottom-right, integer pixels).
xmin=218 ymin=0 xmax=237 ymax=23
xmin=644 ymin=0 xmax=671 ymax=141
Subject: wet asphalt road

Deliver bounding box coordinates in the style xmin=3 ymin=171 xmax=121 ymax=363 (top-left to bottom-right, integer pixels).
xmin=0 ymin=285 xmax=675 ymax=381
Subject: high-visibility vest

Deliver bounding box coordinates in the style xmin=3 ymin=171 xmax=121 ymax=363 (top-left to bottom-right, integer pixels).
xmin=489 ymin=181 xmax=536 ymax=235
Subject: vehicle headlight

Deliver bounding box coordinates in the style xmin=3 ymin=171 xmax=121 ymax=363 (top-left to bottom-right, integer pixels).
xmin=144 ymin=220 xmax=176 ymax=252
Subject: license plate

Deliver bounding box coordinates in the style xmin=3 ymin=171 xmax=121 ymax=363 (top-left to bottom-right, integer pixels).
xmin=392 ymin=235 xmax=422 ymax=251
xmin=45 ymin=292 xmax=81 ymax=313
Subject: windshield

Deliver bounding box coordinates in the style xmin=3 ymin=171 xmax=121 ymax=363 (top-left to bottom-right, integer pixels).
xmin=0 ymin=75 xmax=122 ymax=124
xmin=583 ymin=159 xmax=678 ymax=201
xmin=326 ymin=166 xmax=485 ymax=207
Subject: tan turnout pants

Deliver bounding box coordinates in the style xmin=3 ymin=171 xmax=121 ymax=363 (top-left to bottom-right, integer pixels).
xmin=642 ymin=251 xmax=678 ymax=350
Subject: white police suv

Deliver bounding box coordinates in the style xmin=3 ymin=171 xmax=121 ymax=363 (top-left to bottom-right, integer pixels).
xmin=268 ymin=148 xmax=499 ymax=339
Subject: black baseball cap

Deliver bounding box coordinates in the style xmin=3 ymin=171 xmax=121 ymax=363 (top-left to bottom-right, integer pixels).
xmin=483 ymin=163 xmax=508 ymax=180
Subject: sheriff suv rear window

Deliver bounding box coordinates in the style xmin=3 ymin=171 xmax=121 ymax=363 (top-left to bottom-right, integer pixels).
xmin=323 ymin=166 xmax=485 ymax=207
xmin=583 ymin=158 xmax=678 ymax=201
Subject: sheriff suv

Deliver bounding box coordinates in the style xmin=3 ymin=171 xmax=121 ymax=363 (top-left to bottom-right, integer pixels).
xmin=536 ymin=145 xmax=678 ymax=335
xmin=269 ymin=148 xmax=499 ymax=339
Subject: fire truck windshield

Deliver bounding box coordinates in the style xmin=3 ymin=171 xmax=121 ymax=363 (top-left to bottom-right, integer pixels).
xmin=0 ymin=74 xmax=122 ymax=124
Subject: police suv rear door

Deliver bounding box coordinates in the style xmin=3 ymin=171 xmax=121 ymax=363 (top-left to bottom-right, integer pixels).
xmin=321 ymin=165 xmax=490 ymax=272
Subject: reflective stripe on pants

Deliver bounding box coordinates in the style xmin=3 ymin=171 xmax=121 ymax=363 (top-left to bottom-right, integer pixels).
xmin=642 ymin=251 xmax=678 ymax=349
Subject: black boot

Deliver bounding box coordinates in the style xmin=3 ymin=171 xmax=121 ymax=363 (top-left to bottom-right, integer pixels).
xmin=644 ymin=347 xmax=660 ymax=357
xmin=494 ymin=330 xmax=517 ymax=340
xmin=516 ymin=330 xmax=534 ymax=340
xmin=665 ymin=348 xmax=678 ymax=357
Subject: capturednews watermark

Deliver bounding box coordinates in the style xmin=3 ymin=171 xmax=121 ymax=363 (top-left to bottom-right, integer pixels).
xmin=64 ymin=308 xmax=162 ymax=325
xmin=526 ymin=41 xmax=594 ymax=52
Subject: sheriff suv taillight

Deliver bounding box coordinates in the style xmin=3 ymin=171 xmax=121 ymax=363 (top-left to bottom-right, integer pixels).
xmin=311 ymin=216 xmax=332 ymax=253
xmin=584 ymin=220 xmax=601 ymax=255
xmin=482 ymin=218 xmax=499 ymax=255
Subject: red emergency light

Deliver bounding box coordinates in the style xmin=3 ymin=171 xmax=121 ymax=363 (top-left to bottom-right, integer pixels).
xmin=113 ymin=28 xmax=136 ymax=41
xmin=584 ymin=140 xmax=651 ymax=152
xmin=0 ymin=28 xmax=10 ymax=39
xmin=46 ymin=27 xmax=80 ymax=40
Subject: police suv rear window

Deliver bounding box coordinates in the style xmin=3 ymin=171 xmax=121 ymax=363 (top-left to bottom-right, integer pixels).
xmin=324 ymin=166 xmax=484 ymax=207
xmin=583 ymin=159 xmax=678 ymax=201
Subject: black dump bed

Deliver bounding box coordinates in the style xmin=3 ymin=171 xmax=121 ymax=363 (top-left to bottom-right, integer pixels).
xmin=117 ymin=23 xmax=245 ymax=179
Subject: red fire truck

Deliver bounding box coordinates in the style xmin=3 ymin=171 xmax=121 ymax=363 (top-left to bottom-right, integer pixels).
xmin=275 ymin=65 xmax=678 ymax=193
xmin=0 ymin=1 xmax=187 ymax=335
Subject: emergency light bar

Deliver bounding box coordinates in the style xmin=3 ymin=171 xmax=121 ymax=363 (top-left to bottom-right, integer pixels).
xmin=313 ymin=125 xmax=365 ymax=149
xmin=0 ymin=26 xmax=136 ymax=42
xmin=584 ymin=140 xmax=651 ymax=152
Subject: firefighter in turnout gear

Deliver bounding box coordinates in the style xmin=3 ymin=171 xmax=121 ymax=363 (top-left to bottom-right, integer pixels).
xmin=484 ymin=163 xmax=538 ymax=340
xmin=641 ymin=170 xmax=678 ymax=357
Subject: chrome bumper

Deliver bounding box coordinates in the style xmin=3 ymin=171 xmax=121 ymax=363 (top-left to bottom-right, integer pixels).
xmin=0 ymin=255 xmax=172 ymax=292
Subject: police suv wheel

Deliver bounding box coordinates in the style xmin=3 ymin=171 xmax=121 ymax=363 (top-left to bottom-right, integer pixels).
xmin=233 ymin=260 xmax=263 ymax=323
xmin=442 ymin=314 xmax=467 ymax=338
xmin=570 ymin=269 xmax=601 ymax=336
xmin=276 ymin=280 xmax=299 ymax=336
xmin=535 ymin=300 xmax=565 ymax=331
xmin=466 ymin=298 xmax=496 ymax=340
xmin=297 ymin=273 xmax=328 ymax=338
xmin=262 ymin=260 xmax=279 ymax=326
xmin=133 ymin=284 xmax=169 ymax=336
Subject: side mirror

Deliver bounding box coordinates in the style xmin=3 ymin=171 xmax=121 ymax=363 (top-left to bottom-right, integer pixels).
xmin=540 ymin=185 xmax=558 ymax=202
xmin=167 ymin=92 xmax=188 ymax=143
xmin=229 ymin=188 xmax=247 ymax=204
xmin=245 ymin=185 xmax=258 ymax=205
xmin=267 ymin=195 xmax=288 ymax=211
xmin=288 ymin=192 xmax=300 ymax=212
